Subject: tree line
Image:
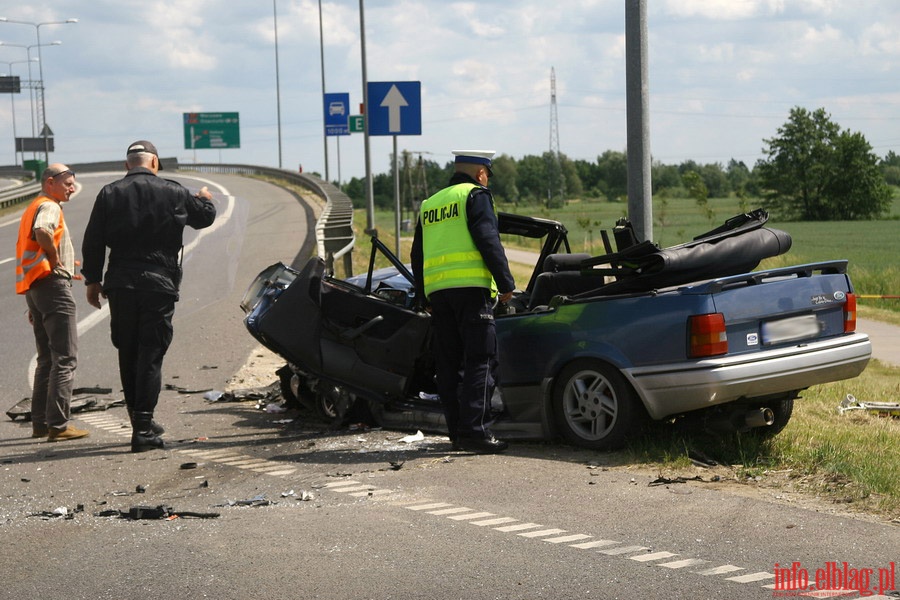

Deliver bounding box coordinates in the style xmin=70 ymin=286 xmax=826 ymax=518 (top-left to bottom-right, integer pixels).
xmin=340 ymin=106 xmax=896 ymax=222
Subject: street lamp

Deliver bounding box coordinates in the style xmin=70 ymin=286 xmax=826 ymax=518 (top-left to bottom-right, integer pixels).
xmin=1 ymin=57 xmax=39 ymax=165
xmin=272 ymin=1 xmax=283 ymax=168
xmin=0 ymin=41 xmax=61 ymax=136
xmin=0 ymin=17 xmax=78 ymax=163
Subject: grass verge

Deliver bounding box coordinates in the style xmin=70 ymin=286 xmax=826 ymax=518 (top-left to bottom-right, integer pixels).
xmin=626 ymin=359 xmax=899 ymax=521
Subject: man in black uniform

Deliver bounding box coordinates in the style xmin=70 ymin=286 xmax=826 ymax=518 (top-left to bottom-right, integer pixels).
xmin=81 ymin=141 xmax=216 ymax=452
xmin=411 ymin=150 xmax=515 ymax=454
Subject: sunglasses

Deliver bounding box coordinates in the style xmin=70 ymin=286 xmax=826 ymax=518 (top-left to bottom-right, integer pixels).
xmin=50 ymin=169 xmax=75 ymax=179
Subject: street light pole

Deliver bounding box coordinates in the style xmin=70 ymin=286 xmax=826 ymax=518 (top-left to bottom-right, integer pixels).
xmin=0 ymin=16 xmax=78 ymax=164
xmin=0 ymin=41 xmax=61 ymax=139
xmin=272 ymin=1 xmax=283 ymax=169
xmin=1 ymin=57 xmax=38 ymax=165
xmin=318 ymin=0 xmax=329 ymax=181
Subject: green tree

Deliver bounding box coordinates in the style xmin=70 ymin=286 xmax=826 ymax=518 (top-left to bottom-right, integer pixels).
xmin=490 ymin=154 xmax=520 ymax=204
xmin=682 ymin=170 xmax=714 ymax=224
xmin=560 ymin=153 xmax=583 ymax=201
xmin=725 ymin=159 xmax=752 ymax=196
xmin=574 ymin=158 xmax=603 ymax=198
xmin=516 ymin=154 xmax=548 ymax=204
xmin=596 ymin=150 xmax=628 ymax=202
xmin=756 ymin=107 xmax=891 ymax=220
xmin=651 ymin=161 xmax=681 ymax=194
xmin=880 ymin=150 xmax=900 ymax=186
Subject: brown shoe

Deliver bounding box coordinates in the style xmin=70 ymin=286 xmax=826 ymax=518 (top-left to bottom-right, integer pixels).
xmin=32 ymin=424 xmax=49 ymax=438
xmin=47 ymin=425 xmax=89 ymax=442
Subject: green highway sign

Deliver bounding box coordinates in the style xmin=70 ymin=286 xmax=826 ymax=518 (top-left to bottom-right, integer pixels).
xmin=183 ymin=112 xmax=240 ymax=149
xmin=349 ymin=115 xmax=365 ymax=133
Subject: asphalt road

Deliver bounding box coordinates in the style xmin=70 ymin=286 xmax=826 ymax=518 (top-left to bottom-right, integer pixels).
xmin=0 ymin=174 xmax=897 ymax=600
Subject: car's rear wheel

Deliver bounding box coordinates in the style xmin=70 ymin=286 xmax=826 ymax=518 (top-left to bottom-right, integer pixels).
xmin=552 ymin=359 xmax=643 ymax=450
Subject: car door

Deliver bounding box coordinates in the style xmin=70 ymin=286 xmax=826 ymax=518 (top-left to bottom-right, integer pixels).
xmin=316 ymin=239 xmax=433 ymax=402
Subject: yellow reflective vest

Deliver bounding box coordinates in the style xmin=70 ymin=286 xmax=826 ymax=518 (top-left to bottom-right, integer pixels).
xmin=16 ymin=195 xmax=64 ymax=294
xmin=420 ymin=182 xmax=496 ymax=298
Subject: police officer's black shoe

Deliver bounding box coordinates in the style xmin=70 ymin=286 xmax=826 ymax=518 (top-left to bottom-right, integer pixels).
xmin=131 ymin=430 xmax=165 ymax=453
xmin=127 ymin=409 xmax=164 ymax=435
xmin=131 ymin=412 xmax=165 ymax=453
xmin=457 ymin=435 xmax=508 ymax=454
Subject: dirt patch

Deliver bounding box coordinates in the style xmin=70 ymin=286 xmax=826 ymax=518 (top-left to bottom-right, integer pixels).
xmin=225 ymin=345 xmax=285 ymax=390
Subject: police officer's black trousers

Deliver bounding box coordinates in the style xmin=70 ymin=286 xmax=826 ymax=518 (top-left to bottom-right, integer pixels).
xmin=106 ymin=289 xmax=175 ymax=419
xmin=429 ymin=287 xmax=499 ymax=441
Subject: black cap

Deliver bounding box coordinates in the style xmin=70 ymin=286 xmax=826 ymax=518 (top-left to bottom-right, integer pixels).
xmin=126 ymin=140 xmax=163 ymax=170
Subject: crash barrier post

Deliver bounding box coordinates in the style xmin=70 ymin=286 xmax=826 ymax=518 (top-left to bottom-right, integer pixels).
xmin=182 ymin=163 xmax=355 ymax=276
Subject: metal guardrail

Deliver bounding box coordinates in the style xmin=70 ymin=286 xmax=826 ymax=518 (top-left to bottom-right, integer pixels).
xmin=0 ymin=181 xmax=40 ymax=210
xmin=0 ymin=161 xmax=356 ymax=274
xmin=183 ymin=163 xmax=355 ymax=274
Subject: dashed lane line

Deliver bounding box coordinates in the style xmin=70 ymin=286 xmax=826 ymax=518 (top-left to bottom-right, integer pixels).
xmin=494 ymin=523 xmax=544 ymax=533
xmin=725 ymin=572 xmax=776 ymax=584
xmin=71 ymin=415 xmax=830 ymax=597
xmin=571 ymin=539 xmax=621 ymax=550
xmin=397 ymin=500 xmax=791 ymax=596
xmin=696 ymin=565 xmax=745 ymax=576
xmin=518 ymin=528 xmax=567 ymax=538
xmin=630 ymin=551 xmax=679 ymax=562
xmin=76 ymin=414 xmax=297 ymax=477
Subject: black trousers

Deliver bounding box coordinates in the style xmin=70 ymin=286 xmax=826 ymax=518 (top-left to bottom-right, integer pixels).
xmin=429 ymin=287 xmax=499 ymax=441
xmin=106 ymin=288 xmax=175 ymax=418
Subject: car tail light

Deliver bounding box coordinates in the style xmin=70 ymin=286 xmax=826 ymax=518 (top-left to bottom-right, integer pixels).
xmin=689 ymin=313 xmax=728 ymax=358
xmin=844 ymin=293 xmax=857 ymax=333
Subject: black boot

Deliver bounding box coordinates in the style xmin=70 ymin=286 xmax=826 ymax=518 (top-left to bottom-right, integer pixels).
xmin=127 ymin=408 xmax=165 ymax=435
xmin=131 ymin=412 xmax=165 ymax=453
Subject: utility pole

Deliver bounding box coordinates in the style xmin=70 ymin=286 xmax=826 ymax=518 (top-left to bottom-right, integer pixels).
xmin=625 ymin=0 xmax=652 ymax=242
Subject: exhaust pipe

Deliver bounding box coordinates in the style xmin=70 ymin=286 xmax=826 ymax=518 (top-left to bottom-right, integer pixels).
xmin=745 ymin=407 xmax=775 ymax=428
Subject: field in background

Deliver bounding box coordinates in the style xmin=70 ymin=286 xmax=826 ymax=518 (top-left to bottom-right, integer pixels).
xmin=375 ymin=194 xmax=900 ymax=314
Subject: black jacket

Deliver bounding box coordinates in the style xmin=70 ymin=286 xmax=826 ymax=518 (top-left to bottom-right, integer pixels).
xmin=81 ymin=168 xmax=217 ymax=298
xmin=411 ymin=172 xmax=515 ymax=303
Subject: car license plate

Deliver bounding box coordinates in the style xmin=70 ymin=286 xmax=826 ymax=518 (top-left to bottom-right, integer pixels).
xmin=761 ymin=314 xmax=821 ymax=345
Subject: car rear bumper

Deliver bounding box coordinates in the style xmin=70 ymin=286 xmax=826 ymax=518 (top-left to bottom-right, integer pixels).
xmin=624 ymin=333 xmax=872 ymax=420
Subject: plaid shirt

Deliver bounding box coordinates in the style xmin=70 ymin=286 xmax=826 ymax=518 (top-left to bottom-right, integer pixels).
xmin=33 ymin=201 xmax=75 ymax=279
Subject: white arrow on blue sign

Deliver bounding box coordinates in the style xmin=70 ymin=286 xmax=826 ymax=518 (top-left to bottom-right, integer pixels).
xmin=366 ymin=81 xmax=421 ymax=136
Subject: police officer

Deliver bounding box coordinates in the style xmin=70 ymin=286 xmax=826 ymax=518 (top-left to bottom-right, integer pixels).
xmin=411 ymin=150 xmax=515 ymax=454
xmin=81 ymin=141 xmax=216 ymax=452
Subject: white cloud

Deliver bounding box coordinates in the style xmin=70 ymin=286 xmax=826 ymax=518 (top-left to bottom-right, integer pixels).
xmin=1 ymin=0 xmax=899 ymax=178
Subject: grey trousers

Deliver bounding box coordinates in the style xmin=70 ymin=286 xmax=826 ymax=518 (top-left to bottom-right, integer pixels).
xmin=25 ymin=276 xmax=78 ymax=430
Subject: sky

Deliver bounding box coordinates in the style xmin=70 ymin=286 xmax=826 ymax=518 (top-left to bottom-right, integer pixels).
xmin=1 ymin=0 xmax=899 ymax=183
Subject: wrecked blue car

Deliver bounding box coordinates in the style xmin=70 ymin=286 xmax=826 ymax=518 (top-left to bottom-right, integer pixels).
xmin=240 ymin=210 xmax=871 ymax=450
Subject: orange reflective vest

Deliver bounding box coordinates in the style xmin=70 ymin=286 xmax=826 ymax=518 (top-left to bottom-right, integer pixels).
xmin=16 ymin=195 xmax=64 ymax=294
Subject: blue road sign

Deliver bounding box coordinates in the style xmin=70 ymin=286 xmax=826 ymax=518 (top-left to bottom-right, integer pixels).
xmin=324 ymin=92 xmax=350 ymax=136
xmin=366 ymin=81 xmax=421 ymax=136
